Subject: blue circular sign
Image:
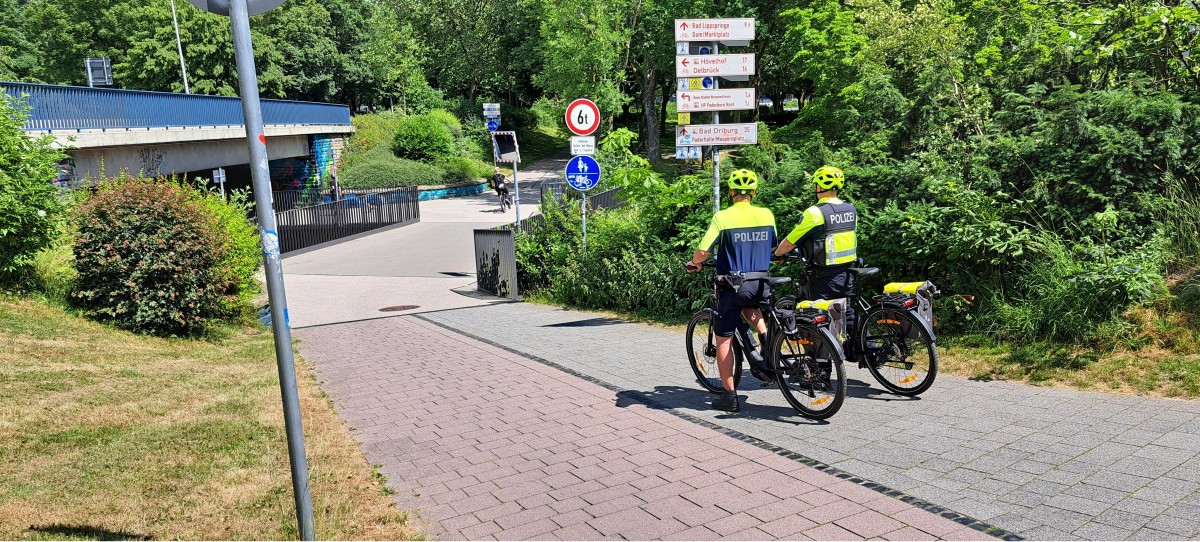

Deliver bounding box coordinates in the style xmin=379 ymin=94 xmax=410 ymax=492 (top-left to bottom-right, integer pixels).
xmin=565 ymin=155 xmax=601 ymax=191
xmin=486 ymin=120 xmax=499 ymax=132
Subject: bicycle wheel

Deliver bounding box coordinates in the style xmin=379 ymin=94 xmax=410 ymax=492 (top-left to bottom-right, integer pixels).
xmin=858 ymin=307 xmax=938 ymax=396
xmin=770 ymin=325 xmax=846 ymax=419
xmin=686 ymin=310 xmax=743 ymax=393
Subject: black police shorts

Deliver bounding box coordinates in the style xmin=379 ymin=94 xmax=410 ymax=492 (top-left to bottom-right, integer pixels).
xmin=713 ymin=278 xmax=770 ymax=337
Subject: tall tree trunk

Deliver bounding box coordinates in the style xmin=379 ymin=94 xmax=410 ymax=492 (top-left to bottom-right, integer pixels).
xmin=642 ymin=66 xmax=661 ymax=163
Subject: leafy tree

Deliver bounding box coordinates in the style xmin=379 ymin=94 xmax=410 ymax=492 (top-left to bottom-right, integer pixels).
xmin=534 ymin=0 xmax=634 ymax=125
xmin=0 ymin=0 xmax=37 ymax=81
xmin=0 ymin=94 xmax=67 ymax=279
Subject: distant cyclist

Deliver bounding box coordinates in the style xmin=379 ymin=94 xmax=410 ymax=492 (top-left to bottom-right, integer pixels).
xmin=774 ymin=166 xmax=859 ymax=355
xmin=685 ymin=169 xmax=777 ymax=412
xmin=491 ymin=167 xmax=512 ymax=210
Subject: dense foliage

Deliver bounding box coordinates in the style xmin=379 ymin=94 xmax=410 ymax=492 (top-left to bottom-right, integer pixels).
xmin=340 ymin=147 xmax=447 ymax=189
xmin=391 ymin=113 xmax=455 ymax=162
xmin=0 ymin=93 xmax=66 ymax=280
xmin=72 ymin=176 xmax=259 ymax=336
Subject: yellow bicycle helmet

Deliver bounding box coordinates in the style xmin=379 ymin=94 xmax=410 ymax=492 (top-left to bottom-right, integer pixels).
xmin=812 ymin=166 xmax=845 ymax=190
xmin=727 ymin=169 xmax=759 ymax=192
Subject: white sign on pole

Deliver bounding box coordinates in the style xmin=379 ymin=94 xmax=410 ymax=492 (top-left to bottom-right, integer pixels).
xmin=483 ymin=102 xmax=501 ymax=114
xmin=676 ymin=41 xmax=690 ymax=55
xmin=570 ymin=136 xmax=596 ymax=156
xmin=675 ymin=18 xmax=755 ymax=41
xmin=676 ymin=53 xmax=755 ymax=77
xmin=676 ymin=123 xmax=758 ymax=146
xmin=675 ymin=146 xmax=702 ymax=159
xmin=675 ymin=89 xmax=756 ymax=112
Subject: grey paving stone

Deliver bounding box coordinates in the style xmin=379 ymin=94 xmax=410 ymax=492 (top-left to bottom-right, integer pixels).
xmin=1093 ymin=506 xmax=1152 ymax=529
xmin=1062 ymin=483 xmax=1130 ymax=505
xmin=1111 ymin=497 xmax=1172 ymax=517
xmin=1128 ymin=527 xmax=1180 ymax=540
xmin=1072 ymin=521 xmax=1137 ymax=541
xmin=1083 ymin=469 xmax=1153 ymax=492
xmin=1144 ymin=513 xmax=1200 ymax=537
xmin=1045 ymin=493 xmax=1111 ymax=516
xmin=1021 ymin=524 xmax=1083 ymax=541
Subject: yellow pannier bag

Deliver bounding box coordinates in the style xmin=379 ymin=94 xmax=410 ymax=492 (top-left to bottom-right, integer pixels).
xmin=797 ymin=298 xmax=848 ymax=343
xmin=882 ymin=281 xmax=935 ymax=325
xmin=883 ymin=281 xmax=934 ymax=295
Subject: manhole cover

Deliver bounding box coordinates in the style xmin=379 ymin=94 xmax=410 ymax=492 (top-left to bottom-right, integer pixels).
xmin=379 ymin=305 xmax=420 ymax=312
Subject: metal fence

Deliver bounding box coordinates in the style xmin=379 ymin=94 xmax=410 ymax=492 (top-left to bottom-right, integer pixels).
xmin=1 ymin=81 xmax=351 ymax=131
xmin=505 ymin=187 xmax=623 ymax=235
xmin=275 ymin=186 xmax=420 ymax=253
xmin=473 ymin=228 xmax=519 ymax=299
xmin=473 ymin=187 xmax=623 ymax=297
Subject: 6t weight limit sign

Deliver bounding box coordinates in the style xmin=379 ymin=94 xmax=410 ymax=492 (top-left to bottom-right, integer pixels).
xmin=566 ymin=98 xmax=600 ymax=136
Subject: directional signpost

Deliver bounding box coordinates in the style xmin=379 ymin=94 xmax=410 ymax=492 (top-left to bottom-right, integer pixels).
xmin=676 ymin=123 xmax=758 ymax=146
xmin=675 ymin=18 xmax=755 ymax=42
xmin=675 ymin=17 xmax=757 ymax=213
xmin=675 ymin=89 xmax=757 ymax=112
xmin=676 ymin=53 xmax=755 ymax=77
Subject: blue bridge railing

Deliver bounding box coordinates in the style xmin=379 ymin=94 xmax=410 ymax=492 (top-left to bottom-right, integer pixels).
xmin=0 ymin=82 xmax=351 ymax=131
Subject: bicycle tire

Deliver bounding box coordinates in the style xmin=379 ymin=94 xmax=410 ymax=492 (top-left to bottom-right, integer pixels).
xmin=858 ymin=306 xmax=938 ymax=396
xmin=770 ymin=325 xmax=846 ymax=419
xmin=686 ymin=310 xmax=743 ymax=393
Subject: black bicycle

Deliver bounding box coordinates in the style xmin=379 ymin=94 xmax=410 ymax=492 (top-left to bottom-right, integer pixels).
xmin=685 ymin=260 xmax=848 ymax=419
xmin=777 ymin=255 xmax=939 ymax=396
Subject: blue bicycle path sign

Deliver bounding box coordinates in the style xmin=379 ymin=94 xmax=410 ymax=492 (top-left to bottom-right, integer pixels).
xmin=486 ymin=119 xmax=499 ymax=132
xmin=565 ymin=155 xmax=601 ymax=191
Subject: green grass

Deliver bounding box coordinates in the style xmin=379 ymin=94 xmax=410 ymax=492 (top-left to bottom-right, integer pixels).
xmin=515 ymin=125 xmax=570 ymax=166
xmin=0 ymin=296 xmax=419 ymax=540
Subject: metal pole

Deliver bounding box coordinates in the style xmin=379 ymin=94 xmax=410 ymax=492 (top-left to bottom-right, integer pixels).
xmin=711 ymin=41 xmax=720 ymax=214
xmin=581 ymin=193 xmax=587 ymax=255
xmin=513 ymin=161 xmax=522 ymax=226
xmin=86 ymin=59 xmax=93 ymax=88
xmin=228 ymin=0 xmax=315 ymax=539
xmin=171 ymin=0 xmax=191 ymax=94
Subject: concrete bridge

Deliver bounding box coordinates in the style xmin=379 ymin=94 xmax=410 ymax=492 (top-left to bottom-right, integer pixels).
xmin=2 ymin=82 xmax=353 ymax=194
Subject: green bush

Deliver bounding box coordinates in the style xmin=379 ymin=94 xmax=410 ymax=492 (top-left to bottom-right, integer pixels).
xmin=531 ymin=97 xmax=565 ymax=131
xmin=341 ymin=147 xmax=446 ymax=189
xmin=392 ymin=114 xmax=455 ymax=162
xmin=439 ymin=156 xmax=491 ymax=185
xmin=981 ymin=232 xmax=1169 ymax=343
xmin=0 ymin=93 xmax=67 ymax=280
xmin=425 ymin=109 xmax=463 ymax=138
xmin=72 ymin=176 xmax=233 ymax=336
xmin=347 ymin=112 xmax=402 ymax=157
xmin=191 ymin=188 xmax=262 ymax=319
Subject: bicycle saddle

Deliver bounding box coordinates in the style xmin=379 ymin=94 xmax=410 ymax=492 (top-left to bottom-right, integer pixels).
xmin=850 ymin=267 xmax=879 ymax=279
xmin=766 ymin=277 xmax=792 ymax=286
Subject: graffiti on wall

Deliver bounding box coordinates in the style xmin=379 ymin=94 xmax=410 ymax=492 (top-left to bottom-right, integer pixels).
xmin=138 ymin=146 xmax=165 ymax=177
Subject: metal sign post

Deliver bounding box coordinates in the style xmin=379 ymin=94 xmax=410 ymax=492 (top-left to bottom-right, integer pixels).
xmin=565 ymin=155 xmax=602 ymax=256
xmin=187 ymin=0 xmax=313 ymax=539
xmin=213 ymin=167 xmax=226 ymax=199
xmin=712 ymin=41 xmax=720 ymax=215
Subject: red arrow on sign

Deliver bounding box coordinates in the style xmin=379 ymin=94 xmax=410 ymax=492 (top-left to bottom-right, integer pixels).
xmin=681 ymin=58 xmax=690 ymax=67
xmin=679 ymin=128 xmax=688 ymax=136
xmin=680 ymin=21 xmax=688 ymax=30
xmin=680 ymin=93 xmax=690 ymax=100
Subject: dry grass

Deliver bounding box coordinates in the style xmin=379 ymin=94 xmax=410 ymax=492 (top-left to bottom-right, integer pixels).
xmin=0 ymin=296 xmax=420 ymax=540
xmin=940 ymin=342 xmax=1200 ymax=399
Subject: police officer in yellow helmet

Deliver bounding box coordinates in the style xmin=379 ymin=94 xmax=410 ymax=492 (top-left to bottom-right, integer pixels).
xmin=774 ymin=166 xmax=859 ymax=352
xmin=686 ymin=169 xmax=777 ymax=412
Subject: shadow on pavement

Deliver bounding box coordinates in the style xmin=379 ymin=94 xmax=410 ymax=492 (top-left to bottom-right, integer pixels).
xmin=845 ymin=378 xmax=922 ymax=402
xmin=613 ymin=385 xmax=828 ymax=426
xmin=542 ymin=317 xmax=630 ymax=328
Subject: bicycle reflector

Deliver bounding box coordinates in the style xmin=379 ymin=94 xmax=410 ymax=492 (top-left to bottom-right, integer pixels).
xmin=902 ymin=299 xmax=917 ymax=309
xmin=813 ymin=315 xmax=828 ymax=324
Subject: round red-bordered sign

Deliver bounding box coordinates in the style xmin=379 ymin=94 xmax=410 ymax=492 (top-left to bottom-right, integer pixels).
xmin=565 ymin=98 xmax=600 ymax=136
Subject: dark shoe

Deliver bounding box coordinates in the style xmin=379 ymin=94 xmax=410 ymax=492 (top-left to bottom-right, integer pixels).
xmin=712 ymin=391 xmax=740 ymax=412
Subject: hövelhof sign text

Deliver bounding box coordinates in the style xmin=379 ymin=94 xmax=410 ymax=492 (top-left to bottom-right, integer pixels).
xmin=676 ymin=54 xmax=755 ymax=78
xmin=676 ymin=123 xmax=758 ymax=146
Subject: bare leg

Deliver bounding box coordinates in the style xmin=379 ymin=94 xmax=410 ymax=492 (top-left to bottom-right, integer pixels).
xmin=742 ymin=307 xmax=768 ymax=336
xmin=715 ymin=335 xmax=735 ymax=392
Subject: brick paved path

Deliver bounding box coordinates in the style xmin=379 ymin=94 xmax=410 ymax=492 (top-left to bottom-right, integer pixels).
xmin=295 ymin=316 xmax=989 ymax=540
xmin=418 ymin=302 xmax=1200 ymax=541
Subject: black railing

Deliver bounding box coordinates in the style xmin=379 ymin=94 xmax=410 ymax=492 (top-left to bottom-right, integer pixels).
xmin=275 ymin=186 xmax=419 ymax=253
xmin=506 ymin=187 xmax=622 ymax=235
